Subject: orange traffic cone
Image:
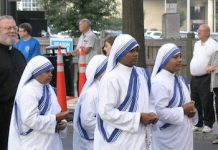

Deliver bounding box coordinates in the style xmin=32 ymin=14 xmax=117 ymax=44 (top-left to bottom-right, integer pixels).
xmin=57 ymin=46 xmax=67 ymax=111
xmin=78 ymin=46 xmax=87 ymax=95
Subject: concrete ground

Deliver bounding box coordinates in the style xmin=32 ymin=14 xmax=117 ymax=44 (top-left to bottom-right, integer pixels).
xmin=62 ymin=123 xmax=218 ymax=150
xmin=65 ymin=98 xmax=218 ymax=150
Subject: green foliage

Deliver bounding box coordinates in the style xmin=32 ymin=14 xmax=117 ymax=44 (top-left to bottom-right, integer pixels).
xmin=40 ymin=0 xmax=118 ymax=35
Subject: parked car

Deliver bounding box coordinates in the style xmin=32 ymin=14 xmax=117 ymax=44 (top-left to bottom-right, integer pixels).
xmin=144 ymin=31 xmax=162 ymax=39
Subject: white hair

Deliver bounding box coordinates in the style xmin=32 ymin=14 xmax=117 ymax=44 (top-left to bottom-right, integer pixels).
xmin=79 ymin=18 xmax=91 ymax=26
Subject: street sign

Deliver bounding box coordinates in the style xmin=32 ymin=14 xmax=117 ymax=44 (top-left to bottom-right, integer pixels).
xmin=50 ymin=38 xmax=74 ymax=52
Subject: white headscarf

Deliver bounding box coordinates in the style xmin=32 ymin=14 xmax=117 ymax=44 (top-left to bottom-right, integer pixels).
xmin=15 ymin=56 xmax=54 ymax=101
xmin=80 ymin=55 xmax=107 ymax=96
xmin=151 ymin=43 xmax=181 ymax=79
xmin=14 ymin=56 xmax=54 ymax=135
xmin=106 ymin=34 xmax=139 ymax=72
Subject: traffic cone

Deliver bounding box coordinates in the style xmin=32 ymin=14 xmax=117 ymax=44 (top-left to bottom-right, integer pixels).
xmin=57 ymin=46 xmax=67 ymax=111
xmin=78 ymin=46 xmax=87 ymax=95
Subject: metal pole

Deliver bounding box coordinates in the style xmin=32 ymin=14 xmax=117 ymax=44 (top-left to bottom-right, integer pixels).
xmin=214 ymin=0 xmax=216 ymax=32
xmin=187 ymin=0 xmax=190 ymax=32
xmin=5 ymin=0 xmax=8 ymax=15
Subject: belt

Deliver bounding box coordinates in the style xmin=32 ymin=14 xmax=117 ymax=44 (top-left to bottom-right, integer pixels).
xmin=193 ymin=74 xmax=209 ymax=78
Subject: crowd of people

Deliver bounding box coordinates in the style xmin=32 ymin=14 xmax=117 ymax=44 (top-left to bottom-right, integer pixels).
xmin=0 ymin=15 xmax=218 ymax=150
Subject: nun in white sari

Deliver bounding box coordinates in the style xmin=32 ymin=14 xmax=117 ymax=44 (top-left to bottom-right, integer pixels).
xmin=8 ymin=56 xmax=68 ymax=150
xmin=73 ymin=55 xmax=108 ymax=150
xmin=151 ymin=43 xmax=198 ymax=150
xmin=94 ymin=34 xmax=158 ymax=150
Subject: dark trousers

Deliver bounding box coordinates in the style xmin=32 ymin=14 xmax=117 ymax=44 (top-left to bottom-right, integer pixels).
xmin=191 ymin=75 xmax=215 ymax=128
xmin=0 ymin=102 xmax=13 ymax=150
xmin=213 ymin=88 xmax=218 ymax=121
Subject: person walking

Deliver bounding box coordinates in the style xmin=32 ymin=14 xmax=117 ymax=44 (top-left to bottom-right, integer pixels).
xmin=151 ymin=43 xmax=198 ymax=150
xmin=73 ymin=55 xmax=107 ymax=150
xmin=0 ymin=15 xmax=26 ymax=150
xmin=190 ymin=24 xmax=218 ymax=132
xmin=94 ymin=34 xmax=158 ymax=150
xmin=8 ymin=56 xmax=69 ymax=150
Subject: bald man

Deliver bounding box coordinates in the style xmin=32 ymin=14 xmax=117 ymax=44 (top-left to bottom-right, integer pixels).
xmin=0 ymin=15 xmax=26 ymax=150
xmin=190 ymin=24 xmax=218 ymax=133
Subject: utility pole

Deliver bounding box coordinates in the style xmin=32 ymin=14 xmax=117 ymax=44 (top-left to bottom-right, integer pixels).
xmin=122 ymin=0 xmax=146 ymax=67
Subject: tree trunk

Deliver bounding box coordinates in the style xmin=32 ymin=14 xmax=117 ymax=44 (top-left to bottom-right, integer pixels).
xmin=122 ymin=0 xmax=145 ymax=67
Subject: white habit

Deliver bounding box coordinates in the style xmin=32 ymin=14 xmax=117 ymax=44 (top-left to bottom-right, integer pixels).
xmin=73 ymin=55 xmax=108 ymax=150
xmin=8 ymin=56 xmax=66 ymax=150
xmin=151 ymin=43 xmax=198 ymax=150
xmin=94 ymin=34 xmax=152 ymax=150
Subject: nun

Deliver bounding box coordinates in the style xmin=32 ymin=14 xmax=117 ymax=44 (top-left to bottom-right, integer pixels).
xmin=94 ymin=34 xmax=158 ymax=150
xmin=73 ymin=55 xmax=108 ymax=150
xmin=8 ymin=56 xmax=69 ymax=150
xmin=150 ymin=43 xmax=198 ymax=150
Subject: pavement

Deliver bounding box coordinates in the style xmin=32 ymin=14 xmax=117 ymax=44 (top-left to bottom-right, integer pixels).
xmin=63 ymin=123 xmax=218 ymax=150
xmin=65 ymin=97 xmax=218 ymax=150
xmin=194 ymin=123 xmax=218 ymax=142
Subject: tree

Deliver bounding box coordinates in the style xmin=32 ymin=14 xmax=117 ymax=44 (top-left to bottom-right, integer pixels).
xmin=122 ymin=0 xmax=145 ymax=67
xmin=40 ymin=0 xmax=118 ymax=35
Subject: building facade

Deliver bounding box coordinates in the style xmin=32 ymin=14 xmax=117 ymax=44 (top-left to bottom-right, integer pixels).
xmin=144 ymin=0 xmax=216 ymax=32
xmin=17 ymin=0 xmax=42 ymax=11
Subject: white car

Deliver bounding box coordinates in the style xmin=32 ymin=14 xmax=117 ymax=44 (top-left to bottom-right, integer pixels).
xmin=144 ymin=31 xmax=162 ymax=39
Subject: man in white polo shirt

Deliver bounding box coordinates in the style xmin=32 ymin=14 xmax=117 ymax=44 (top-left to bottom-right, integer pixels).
xmin=190 ymin=24 xmax=218 ymax=133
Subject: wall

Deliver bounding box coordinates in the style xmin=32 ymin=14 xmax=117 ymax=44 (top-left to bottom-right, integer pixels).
xmin=144 ymin=0 xmax=164 ymax=31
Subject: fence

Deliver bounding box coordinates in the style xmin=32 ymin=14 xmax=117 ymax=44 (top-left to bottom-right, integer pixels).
xmin=36 ymin=34 xmax=196 ymax=81
xmin=145 ymin=34 xmax=196 ymax=80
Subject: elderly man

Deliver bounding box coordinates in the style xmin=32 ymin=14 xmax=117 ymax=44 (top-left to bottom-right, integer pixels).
xmin=190 ymin=24 xmax=218 ymax=133
xmin=0 ymin=15 xmax=26 ymax=150
xmin=70 ymin=18 xmax=97 ymax=63
xmin=69 ymin=18 xmax=98 ymax=94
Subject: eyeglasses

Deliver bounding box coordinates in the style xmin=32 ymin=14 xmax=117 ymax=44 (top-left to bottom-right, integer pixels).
xmin=0 ymin=26 xmax=18 ymax=31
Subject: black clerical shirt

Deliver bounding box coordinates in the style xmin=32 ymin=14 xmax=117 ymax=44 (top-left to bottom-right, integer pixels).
xmin=0 ymin=43 xmax=26 ymax=104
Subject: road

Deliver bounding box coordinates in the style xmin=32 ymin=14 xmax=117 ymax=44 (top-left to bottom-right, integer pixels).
xmin=62 ymin=125 xmax=218 ymax=150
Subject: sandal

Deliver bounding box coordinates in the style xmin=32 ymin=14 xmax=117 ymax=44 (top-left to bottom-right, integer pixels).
xmin=212 ymin=138 xmax=218 ymax=144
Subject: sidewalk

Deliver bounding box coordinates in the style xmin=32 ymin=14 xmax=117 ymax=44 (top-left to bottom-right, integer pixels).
xmin=194 ymin=124 xmax=218 ymax=142
xmin=66 ymin=96 xmax=218 ymax=142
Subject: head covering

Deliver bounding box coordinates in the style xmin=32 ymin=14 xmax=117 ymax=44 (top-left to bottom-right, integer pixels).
xmin=151 ymin=43 xmax=181 ymax=79
xmin=14 ymin=56 xmax=54 ymax=135
xmin=15 ymin=56 xmax=54 ymax=98
xmin=106 ymin=34 xmax=139 ymax=72
xmin=81 ymin=55 xmax=107 ymax=95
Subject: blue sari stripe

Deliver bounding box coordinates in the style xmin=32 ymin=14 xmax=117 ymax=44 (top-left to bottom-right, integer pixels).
xmin=77 ymin=106 xmax=94 ymax=140
xmin=15 ymin=85 xmax=51 ymax=135
xmin=95 ymin=60 xmax=108 ymax=79
xmin=32 ymin=64 xmax=54 ymax=79
xmin=118 ymin=68 xmax=135 ymax=111
xmin=98 ymin=68 xmax=139 ymax=142
xmin=158 ymin=48 xmax=181 ymax=73
xmin=116 ymin=41 xmax=138 ymax=63
xmin=160 ymin=75 xmax=185 ymax=130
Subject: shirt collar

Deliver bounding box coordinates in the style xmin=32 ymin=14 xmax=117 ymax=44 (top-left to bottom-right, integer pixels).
xmin=0 ymin=43 xmax=13 ymax=51
xmin=82 ymin=29 xmax=91 ymax=36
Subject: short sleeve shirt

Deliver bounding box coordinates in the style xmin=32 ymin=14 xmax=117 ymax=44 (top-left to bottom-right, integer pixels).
xmin=77 ymin=30 xmax=98 ymax=64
